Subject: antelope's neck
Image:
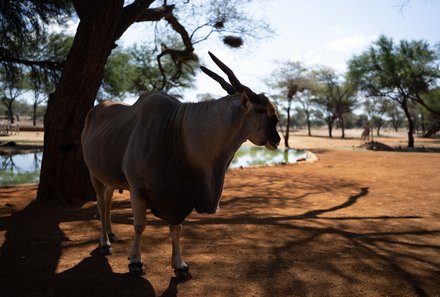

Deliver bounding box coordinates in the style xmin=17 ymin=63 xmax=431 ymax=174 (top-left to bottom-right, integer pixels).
xmin=179 ymin=96 xmax=247 ymax=169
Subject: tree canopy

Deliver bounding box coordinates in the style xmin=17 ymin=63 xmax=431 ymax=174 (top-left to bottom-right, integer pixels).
xmin=0 ymin=0 xmax=73 ymax=77
xmin=348 ymin=35 xmax=440 ymax=147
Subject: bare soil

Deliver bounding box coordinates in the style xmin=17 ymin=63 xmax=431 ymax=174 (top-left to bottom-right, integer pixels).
xmin=0 ymin=129 xmax=439 ymax=297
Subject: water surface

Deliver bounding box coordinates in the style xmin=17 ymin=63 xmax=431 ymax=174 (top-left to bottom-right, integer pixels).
xmin=0 ymin=147 xmax=307 ymax=186
xmin=0 ymin=152 xmax=42 ymax=186
xmin=230 ymin=146 xmax=307 ymax=168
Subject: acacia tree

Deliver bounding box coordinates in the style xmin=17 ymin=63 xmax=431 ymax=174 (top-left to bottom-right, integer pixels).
xmin=30 ymin=0 xmax=268 ymax=203
xmin=348 ymin=35 xmax=440 ymax=147
xmin=297 ymin=89 xmax=316 ymax=136
xmin=364 ymin=97 xmax=393 ymax=136
xmin=313 ymin=67 xmax=356 ymax=138
xmin=269 ymin=61 xmax=313 ymax=147
xmin=313 ymin=91 xmax=337 ymax=137
xmin=0 ymin=67 xmax=26 ymax=123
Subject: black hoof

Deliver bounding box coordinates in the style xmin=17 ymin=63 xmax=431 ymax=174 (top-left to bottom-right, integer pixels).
xmin=100 ymin=245 xmax=112 ymax=255
xmin=128 ymin=262 xmax=145 ymax=276
xmin=174 ymin=265 xmax=192 ymax=281
xmin=108 ymin=233 xmax=116 ymax=243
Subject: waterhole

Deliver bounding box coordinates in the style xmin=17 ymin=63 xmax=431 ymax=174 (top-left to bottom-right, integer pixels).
xmin=0 ymin=147 xmax=308 ymax=185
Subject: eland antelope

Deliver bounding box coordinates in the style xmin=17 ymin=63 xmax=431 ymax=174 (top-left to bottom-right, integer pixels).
xmin=81 ymin=52 xmax=281 ymax=280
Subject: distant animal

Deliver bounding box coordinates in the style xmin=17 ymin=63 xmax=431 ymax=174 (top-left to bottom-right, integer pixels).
xmin=81 ymin=52 xmax=281 ymax=280
xmin=361 ymin=124 xmax=371 ymax=143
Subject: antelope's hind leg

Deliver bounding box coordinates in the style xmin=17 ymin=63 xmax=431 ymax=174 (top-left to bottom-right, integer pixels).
xmin=105 ymin=186 xmax=116 ymax=243
xmin=90 ymin=176 xmax=113 ymax=255
xmin=128 ymin=189 xmax=147 ymax=275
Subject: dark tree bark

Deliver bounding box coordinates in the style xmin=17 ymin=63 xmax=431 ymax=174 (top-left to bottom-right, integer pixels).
xmin=339 ymin=116 xmax=345 ymax=139
xmin=305 ymin=111 xmax=311 ymax=136
xmin=37 ymin=0 xmax=127 ymax=203
xmin=401 ymin=99 xmax=415 ymax=148
xmin=327 ymin=122 xmax=333 ymax=138
xmin=326 ymin=116 xmax=335 ymax=138
xmin=284 ymin=103 xmax=291 ymax=148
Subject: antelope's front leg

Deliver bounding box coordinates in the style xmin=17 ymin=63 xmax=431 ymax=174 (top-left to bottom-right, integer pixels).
xmin=169 ymin=224 xmax=192 ymax=280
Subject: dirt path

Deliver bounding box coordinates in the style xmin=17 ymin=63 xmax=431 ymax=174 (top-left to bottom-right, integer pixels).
xmin=0 ymin=132 xmax=439 ymax=296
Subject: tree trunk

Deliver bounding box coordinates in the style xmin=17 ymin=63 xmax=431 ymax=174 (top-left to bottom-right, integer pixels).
xmin=306 ymin=111 xmax=311 ymax=136
xmin=37 ymin=1 xmax=124 ymax=203
xmin=6 ymin=101 xmax=14 ymax=124
xmin=284 ymin=104 xmax=291 ymax=148
xmin=33 ymin=101 xmax=37 ymax=126
xmin=401 ymin=99 xmax=415 ymax=148
xmin=327 ymin=121 xmax=333 ymax=138
xmin=340 ymin=116 xmax=345 ymax=139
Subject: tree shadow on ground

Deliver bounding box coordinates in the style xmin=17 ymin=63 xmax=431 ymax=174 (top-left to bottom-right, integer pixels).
xmin=184 ymin=180 xmax=440 ymax=296
xmin=1 ymin=169 xmax=439 ymax=296
xmin=0 ymin=199 xmax=179 ymax=297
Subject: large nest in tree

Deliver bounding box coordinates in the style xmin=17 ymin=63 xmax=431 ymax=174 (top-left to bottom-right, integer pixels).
xmin=359 ymin=141 xmax=395 ymax=151
xmin=223 ymin=36 xmax=243 ymax=48
xmin=214 ymin=19 xmax=225 ymax=29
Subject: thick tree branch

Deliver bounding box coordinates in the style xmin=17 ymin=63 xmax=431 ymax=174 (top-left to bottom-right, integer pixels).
xmin=164 ymin=11 xmax=194 ymax=52
xmin=155 ymin=9 xmax=195 ymax=90
xmin=115 ymin=1 xmax=196 ymax=91
xmin=136 ymin=5 xmax=175 ymax=22
xmin=115 ymin=0 xmax=156 ymax=41
xmin=412 ymin=94 xmax=440 ymax=116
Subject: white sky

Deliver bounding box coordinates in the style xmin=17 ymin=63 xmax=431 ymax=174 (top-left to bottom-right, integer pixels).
xmin=119 ymin=0 xmax=440 ymax=103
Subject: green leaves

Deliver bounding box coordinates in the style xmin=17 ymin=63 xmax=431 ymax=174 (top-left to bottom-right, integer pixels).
xmin=99 ymin=43 xmax=199 ymax=101
xmin=348 ymin=35 xmax=439 ymax=102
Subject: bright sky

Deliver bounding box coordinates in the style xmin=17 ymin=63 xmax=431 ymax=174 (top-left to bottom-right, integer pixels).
xmin=119 ymin=0 xmax=440 ymax=102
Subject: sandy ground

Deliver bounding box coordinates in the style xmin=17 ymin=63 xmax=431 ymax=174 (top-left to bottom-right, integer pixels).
xmin=0 ymin=129 xmax=439 ymax=296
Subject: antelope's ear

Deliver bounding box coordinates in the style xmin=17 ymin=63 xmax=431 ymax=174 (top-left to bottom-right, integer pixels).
xmin=240 ymin=92 xmax=252 ymax=114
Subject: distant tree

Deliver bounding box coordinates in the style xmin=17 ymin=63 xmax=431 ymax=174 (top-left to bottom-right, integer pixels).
xmin=387 ymin=101 xmax=405 ymax=132
xmin=313 ymin=93 xmax=337 ymax=137
xmin=296 ymin=89 xmax=317 ymax=136
xmin=364 ymin=97 xmax=393 ymax=136
xmin=196 ymin=93 xmax=218 ymax=102
xmin=310 ymin=110 xmax=326 ymax=127
xmin=420 ymin=88 xmax=440 ymax=137
xmin=348 ymin=35 xmax=440 ymax=147
xmin=0 ymin=67 xmax=25 ymax=123
xmin=269 ymin=61 xmax=313 ymax=147
xmin=291 ymin=107 xmax=307 ymax=129
xmin=98 ymin=48 xmax=136 ymax=101
xmin=313 ymin=67 xmax=356 ymax=138
xmin=25 ymin=33 xmax=73 ymax=125
xmin=355 ymin=114 xmax=369 ymax=129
